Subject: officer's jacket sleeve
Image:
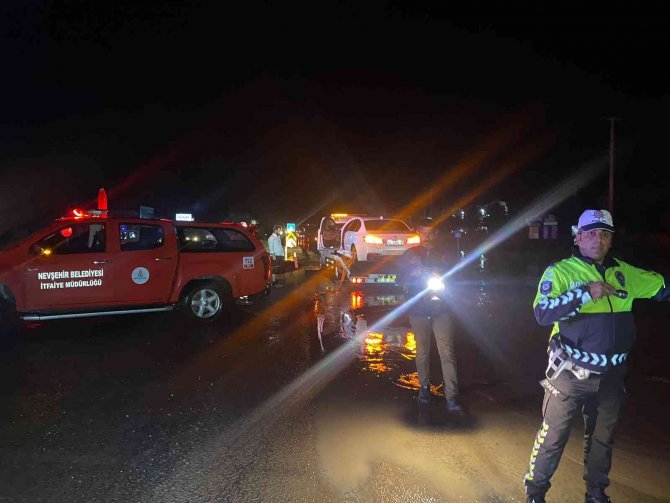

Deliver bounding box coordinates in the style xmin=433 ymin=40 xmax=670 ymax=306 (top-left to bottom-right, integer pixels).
xmin=653 ymin=277 xmax=670 ymax=301
xmin=532 ymin=264 xmax=592 ymax=326
xmin=624 ymin=262 xmax=670 ymax=301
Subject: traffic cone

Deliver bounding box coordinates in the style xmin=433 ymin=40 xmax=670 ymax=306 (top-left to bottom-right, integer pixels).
xmin=293 ymin=252 xmax=299 ymax=270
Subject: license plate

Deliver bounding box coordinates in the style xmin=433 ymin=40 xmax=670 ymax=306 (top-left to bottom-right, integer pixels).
xmin=387 ymin=239 xmax=403 ymax=246
xmin=369 ymin=274 xmax=397 ymax=283
xmin=367 ymin=295 xmax=403 ymax=306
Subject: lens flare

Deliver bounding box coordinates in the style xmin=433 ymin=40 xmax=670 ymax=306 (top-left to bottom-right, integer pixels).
xmin=218 ymin=156 xmax=608 ymax=444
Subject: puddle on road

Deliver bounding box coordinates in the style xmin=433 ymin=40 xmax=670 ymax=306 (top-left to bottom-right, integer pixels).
xmin=309 ymin=277 xmax=539 ymax=401
xmin=312 ymin=286 xmax=428 ymax=398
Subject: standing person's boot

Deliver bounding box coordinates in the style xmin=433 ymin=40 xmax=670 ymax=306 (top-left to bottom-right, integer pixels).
xmin=417 ymin=384 xmax=431 ymax=405
xmin=446 ymin=397 xmax=464 ymax=416
xmin=585 ymin=486 xmax=612 ymax=503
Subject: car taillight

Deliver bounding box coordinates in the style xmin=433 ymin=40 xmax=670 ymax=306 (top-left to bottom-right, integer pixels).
xmin=352 ymin=277 xmax=366 ymax=284
xmin=407 ymin=235 xmax=421 ymax=244
xmin=364 ymin=235 xmax=383 ymax=244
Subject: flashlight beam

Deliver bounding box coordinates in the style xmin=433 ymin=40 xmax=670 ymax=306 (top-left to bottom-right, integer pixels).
xmin=446 ymin=156 xmax=608 ymax=278
xmin=225 ymin=156 xmax=607 ymax=443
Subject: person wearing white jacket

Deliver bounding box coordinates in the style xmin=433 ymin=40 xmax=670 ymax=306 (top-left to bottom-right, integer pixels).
xmin=268 ymin=225 xmax=285 ymax=287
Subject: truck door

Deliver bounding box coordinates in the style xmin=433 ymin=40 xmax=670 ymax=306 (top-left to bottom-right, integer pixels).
xmin=317 ymin=217 xmax=341 ymax=251
xmin=109 ymin=221 xmax=178 ymax=304
xmin=23 ymin=222 xmax=115 ymax=310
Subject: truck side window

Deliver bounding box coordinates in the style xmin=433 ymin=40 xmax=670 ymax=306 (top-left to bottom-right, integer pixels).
xmin=211 ymin=229 xmax=255 ymax=252
xmin=177 ymin=227 xmax=255 ymax=252
xmin=31 ymin=223 xmax=106 ymax=255
xmin=119 ymin=224 xmax=165 ymax=251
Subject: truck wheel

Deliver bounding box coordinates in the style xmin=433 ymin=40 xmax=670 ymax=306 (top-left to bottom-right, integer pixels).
xmin=185 ymin=282 xmax=226 ymax=321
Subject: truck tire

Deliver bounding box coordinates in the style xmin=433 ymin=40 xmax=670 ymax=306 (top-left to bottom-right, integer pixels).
xmin=183 ymin=281 xmax=228 ymax=321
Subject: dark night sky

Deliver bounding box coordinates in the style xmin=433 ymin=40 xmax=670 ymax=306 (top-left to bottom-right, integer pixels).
xmin=1 ymin=2 xmax=669 ymax=240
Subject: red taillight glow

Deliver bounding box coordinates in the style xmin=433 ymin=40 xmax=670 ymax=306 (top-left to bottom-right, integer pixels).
xmin=60 ymin=227 xmax=73 ymax=238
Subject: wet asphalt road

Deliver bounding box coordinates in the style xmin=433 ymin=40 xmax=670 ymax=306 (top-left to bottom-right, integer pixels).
xmin=1 ymin=264 xmax=669 ymax=502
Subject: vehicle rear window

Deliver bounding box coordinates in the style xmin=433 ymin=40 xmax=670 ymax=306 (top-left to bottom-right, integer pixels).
xmin=177 ymin=227 xmax=255 ymax=252
xmin=363 ymin=220 xmax=410 ymax=232
xmin=119 ymin=224 xmax=165 ymax=251
xmin=31 ymin=223 xmax=106 ymax=255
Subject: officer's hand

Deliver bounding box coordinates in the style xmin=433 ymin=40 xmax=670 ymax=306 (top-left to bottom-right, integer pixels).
xmin=587 ymin=281 xmax=616 ymax=300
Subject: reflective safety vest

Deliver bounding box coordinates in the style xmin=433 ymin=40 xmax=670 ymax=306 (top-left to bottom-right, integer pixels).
xmin=533 ymin=252 xmax=665 ymax=371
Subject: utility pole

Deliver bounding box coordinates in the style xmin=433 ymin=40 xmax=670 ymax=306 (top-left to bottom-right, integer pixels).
xmin=606 ymin=117 xmax=621 ymax=215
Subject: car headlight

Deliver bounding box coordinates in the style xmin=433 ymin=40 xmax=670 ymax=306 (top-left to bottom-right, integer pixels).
xmin=427 ymin=276 xmax=445 ymax=291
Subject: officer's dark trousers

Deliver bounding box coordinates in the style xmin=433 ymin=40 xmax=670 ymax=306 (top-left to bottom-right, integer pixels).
xmin=524 ymin=365 xmax=626 ymax=497
xmin=409 ymin=312 xmax=458 ymax=399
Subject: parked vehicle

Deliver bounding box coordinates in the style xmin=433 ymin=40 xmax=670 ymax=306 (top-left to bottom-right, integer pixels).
xmin=316 ymin=214 xmax=419 ymax=283
xmin=0 ymin=200 xmax=271 ymax=322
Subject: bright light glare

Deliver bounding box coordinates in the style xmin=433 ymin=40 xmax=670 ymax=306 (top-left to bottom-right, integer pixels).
xmin=406 ymin=235 xmax=421 ymax=244
xmin=364 ymin=235 xmax=383 ymax=244
xmin=427 ymin=277 xmax=445 ymax=291
xmin=445 ymin=156 xmax=607 ymax=279
xmin=223 ymin=156 xmax=608 ymax=445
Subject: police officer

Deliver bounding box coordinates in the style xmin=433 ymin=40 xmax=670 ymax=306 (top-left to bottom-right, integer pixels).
xmin=399 ymin=218 xmax=463 ymax=414
xmin=523 ymin=209 xmax=670 ymax=503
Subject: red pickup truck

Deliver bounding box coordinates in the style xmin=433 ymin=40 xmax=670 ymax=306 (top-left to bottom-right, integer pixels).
xmin=0 ymin=211 xmax=271 ymax=322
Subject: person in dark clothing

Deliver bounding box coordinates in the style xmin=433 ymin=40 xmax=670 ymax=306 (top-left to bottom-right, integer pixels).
xmin=399 ymin=218 xmax=463 ymax=414
xmin=523 ymin=209 xmax=670 ymax=503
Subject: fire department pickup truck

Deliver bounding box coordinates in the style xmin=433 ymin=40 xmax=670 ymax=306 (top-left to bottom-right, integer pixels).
xmin=0 ymin=207 xmax=271 ymax=322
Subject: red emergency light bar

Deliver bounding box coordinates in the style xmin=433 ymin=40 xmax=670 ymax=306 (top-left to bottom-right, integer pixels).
xmin=67 ymin=188 xmax=109 ymax=220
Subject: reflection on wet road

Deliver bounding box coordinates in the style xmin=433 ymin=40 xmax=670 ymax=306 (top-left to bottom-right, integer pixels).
xmin=313 ymin=278 xmax=521 ymax=401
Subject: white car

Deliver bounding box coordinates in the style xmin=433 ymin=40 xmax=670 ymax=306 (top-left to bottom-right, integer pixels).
xmin=338 ymin=217 xmax=420 ymax=262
